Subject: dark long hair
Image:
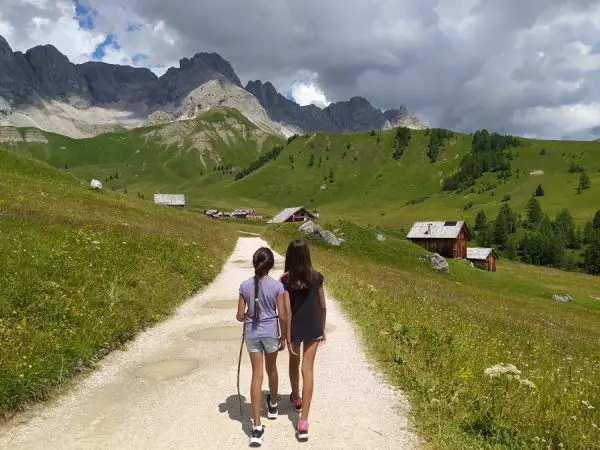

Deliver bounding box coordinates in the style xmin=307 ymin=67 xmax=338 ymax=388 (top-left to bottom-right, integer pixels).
xmin=284 ymin=239 xmax=316 ymax=290
xmin=252 ymin=247 xmax=275 ymax=320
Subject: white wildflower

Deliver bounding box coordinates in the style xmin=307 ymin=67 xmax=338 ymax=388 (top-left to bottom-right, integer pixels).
xmin=519 ymin=378 xmax=536 ymax=388
xmin=484 ymin=363 xmax=521 ymax=378
xmin=582 ymin=400 xmax=595 ymax=410
xmin=572 ymin=416 xmax=577 ymax=421
xmin=91 ymin=241 xmax=100 ymax=245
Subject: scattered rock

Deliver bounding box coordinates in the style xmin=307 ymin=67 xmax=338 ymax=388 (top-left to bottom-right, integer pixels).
xmin=530 ymin=170 xmax=544 ymax=176
xmin=552 ymin=294 xmax=572 ymax=303
xmin=427 ymin=253 xmax=449 ymax=273
xmin=90 ymin=179 xmax=103 ymax=190
xmin=319 ymin=230 xmax=343 ymax=247
xmin=298 ymin=220 xmax=320 ymax=234
xmin=376 ymin=233 xmax=386 ymax=242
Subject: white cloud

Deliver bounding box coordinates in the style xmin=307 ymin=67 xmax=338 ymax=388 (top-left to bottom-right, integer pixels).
xmin=514 ymin=103 xmax=600 ymax=136
xmin=0 ymin=12 xmax=14 ymax=41
xmin=290 ymin=73 xmax=330 ymax=108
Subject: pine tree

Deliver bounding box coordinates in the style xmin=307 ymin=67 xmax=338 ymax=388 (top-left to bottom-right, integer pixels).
xmin=477 ymin=223 xmax=494 ymax=247
xmin=593 ymin=210 xmax=600 ymax=229
xmin=498 ymin=203 xmax=517 ymax=233
xmin=329 ymin=168 xmax=334 ymax=183
xmin=474 ymin=210 xmax=487 ymax=232
xmin=583 ymin=240 xmax=600 ymax=275
xmin=539 ymin=148 xmax=547 ymax=155
xmin=535 ymin=184 xmax=545 ymax=197
xmin=308 ymin=154 xmax=315 ymax=167
xmin=555 ymin=209 xmax=578 ymax=249
xmin=579 ymin=171 xmax=591 ymax=190
xmin=494 ymin=211 xmax=509 ymax=247
xmin=526 ymin=197 xmax=544 ymax=229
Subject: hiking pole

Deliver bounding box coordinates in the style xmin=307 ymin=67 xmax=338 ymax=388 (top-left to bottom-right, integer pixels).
xmin=236 ymin=321 xmax=246 ymax=417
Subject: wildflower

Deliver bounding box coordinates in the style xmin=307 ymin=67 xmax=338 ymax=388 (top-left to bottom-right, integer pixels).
xmin=582 ymin=400 xmax=595 ymax=410
xmin=484 ymin=363 xmax=521 ymax=378
xmin=571 ymin=416 xmax=577 ymax=421
xmin=519 ymin=378 xmax=536 ymax=388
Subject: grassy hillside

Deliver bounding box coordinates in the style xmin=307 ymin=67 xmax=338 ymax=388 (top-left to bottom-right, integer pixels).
xmin=9 ymin=119 xmax=600 ymax=228
xmin=224 ymin=130 xmax=600 ymax=228
xmin=0 ymin=148 xmax=236 ymax=418
xmin=8 ymin=108 xmax=283 ymax=212
xmin=266 ymin=222 xmax=600 ymax=449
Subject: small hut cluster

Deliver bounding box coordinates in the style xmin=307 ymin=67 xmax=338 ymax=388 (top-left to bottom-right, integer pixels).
xmin=407 ymin=220 xmax=497 ymax=272
xmin=204 ymin=208 xmax=260 ymax=220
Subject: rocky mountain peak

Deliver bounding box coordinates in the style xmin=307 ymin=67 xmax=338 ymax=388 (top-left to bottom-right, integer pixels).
xmin=177 ymin=52 xmax=241 ymax=86
xmin=0 ymin=35 xmax=12 ymax=57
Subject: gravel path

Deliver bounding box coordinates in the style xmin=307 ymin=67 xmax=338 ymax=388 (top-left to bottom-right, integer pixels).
xmin=0 ymin=237 xmax=418 ymax=449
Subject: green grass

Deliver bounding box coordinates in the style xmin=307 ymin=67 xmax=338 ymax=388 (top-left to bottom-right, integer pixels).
xmin=10 ymin=108 xmax=283 ymax=213
xmin=0 ymin=148 xmax=236 ymax=418
xmin=11 ymin=123 xmax=600 ymax=228
xmin=265 ymin=222 xmax=600 ymax=449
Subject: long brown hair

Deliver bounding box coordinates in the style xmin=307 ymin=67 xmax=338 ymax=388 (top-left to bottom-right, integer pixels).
xmin=284 ymin=239 xmax=316 ymax=290
xmin=252 ymin=247 xmax=274 ymax=319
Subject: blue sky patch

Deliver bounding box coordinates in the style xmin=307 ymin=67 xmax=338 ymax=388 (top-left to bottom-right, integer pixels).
xmin=72 ymin=0 xmax=96 ymax=30
xmin=126 ymin=22 xmax=144 ymax=33
xmin=132 ymin=53 xmax=149 ymax=64
xmin=92 ymin=34 xmax=120 ymax=60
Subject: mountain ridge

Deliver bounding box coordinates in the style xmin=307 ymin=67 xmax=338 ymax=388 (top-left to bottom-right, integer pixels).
xmin=0 ymin=34 xmax=425 ymax=138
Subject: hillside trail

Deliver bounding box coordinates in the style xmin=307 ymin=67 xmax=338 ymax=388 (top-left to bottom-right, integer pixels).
xmin=0 ymin=237 xmax=418 ymax=449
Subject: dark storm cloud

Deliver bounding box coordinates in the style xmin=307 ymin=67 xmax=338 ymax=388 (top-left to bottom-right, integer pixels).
xmin=4 ymin=0 xmax=600 ymax=138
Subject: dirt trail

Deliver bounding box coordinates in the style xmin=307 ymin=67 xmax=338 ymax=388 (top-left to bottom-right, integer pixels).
xmin=0 ymin=237 xmax=418 ymax=449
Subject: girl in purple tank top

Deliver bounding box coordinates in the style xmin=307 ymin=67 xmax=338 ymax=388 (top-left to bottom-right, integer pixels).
xmin=236 ymin=247 xmax=290 ymax=447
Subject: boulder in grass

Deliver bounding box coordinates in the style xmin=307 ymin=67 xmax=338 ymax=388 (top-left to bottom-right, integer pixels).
xmin=552 ymin=294 xmax=572 ymax=303
xmin=376 ymin=233 xmax=386 ymax=242
xmin=90 ymin=179 xmax=103 ymax=190
xmin=319 ymin=229 xmax=343 ymax=247
xmin=428 ymin=253 xmax=449 ymax=273
xmin=298 ymin=220 xmax=320 ymax=234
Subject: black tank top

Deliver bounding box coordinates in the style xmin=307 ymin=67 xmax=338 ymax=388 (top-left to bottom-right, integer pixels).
xmin=282 ymin=271 xmax=324 ymax=343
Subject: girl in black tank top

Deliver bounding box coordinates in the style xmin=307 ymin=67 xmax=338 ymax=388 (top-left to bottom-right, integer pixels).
xmin=281 ymin=239 xmax=327 ymax=442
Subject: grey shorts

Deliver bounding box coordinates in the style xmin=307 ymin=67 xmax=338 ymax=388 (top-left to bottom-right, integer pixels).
xmin=246 ymin=337 xmax=280 ymax=353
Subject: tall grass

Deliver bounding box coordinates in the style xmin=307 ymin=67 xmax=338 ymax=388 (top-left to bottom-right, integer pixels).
xmin=0 ymin=149 xmax=236 ymax=418
xmin=266 ymin=223 xmax=600 ymax=448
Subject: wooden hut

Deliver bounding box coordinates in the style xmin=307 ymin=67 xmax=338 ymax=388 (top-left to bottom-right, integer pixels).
xmin=407 ymin=221 xmax=471 ymax=259
xmin=267 ymin=206 xmax=316 ymax=224
xmin=467 ymin=248 xmax=497 ymax=272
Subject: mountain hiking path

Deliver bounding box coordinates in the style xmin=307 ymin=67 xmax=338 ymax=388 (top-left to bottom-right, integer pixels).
xmin=0 ymin=237 xmax=418 ymax=449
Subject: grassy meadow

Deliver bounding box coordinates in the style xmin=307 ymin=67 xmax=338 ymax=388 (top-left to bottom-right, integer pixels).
xmin=0 ymin=148 xmax=236 ymax=418
xmin=266 ymin=222 xmax=600 ymax=449
xmin=9 ymin=120 xmax=600 ymax=229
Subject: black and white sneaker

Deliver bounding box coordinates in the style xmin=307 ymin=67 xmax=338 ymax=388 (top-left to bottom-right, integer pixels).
xmin=265 ymin=394 xmax=279 ymax=420
xmin=249 ymin=424 xmax=265 ymax=447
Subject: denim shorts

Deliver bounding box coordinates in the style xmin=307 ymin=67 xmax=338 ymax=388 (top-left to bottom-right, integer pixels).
xmin=246 ymin=337 xmax=280 ymax=353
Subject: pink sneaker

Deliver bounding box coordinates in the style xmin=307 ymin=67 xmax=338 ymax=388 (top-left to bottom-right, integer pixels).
xmin=296 ymin=419 xmax=309 ymax=441
xmin=289 ymin=393 xmax=302 ymax=413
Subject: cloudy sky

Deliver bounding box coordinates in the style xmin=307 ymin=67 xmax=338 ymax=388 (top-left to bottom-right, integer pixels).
xmin=2 ymin=0 xmax=600 ymax=139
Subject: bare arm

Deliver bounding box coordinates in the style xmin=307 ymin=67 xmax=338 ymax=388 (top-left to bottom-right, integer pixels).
xmin=236 ymin=294 xmax=246 ymax=322
xmin=276 ymin=292 xmax=289 ymax=351
xmin=318 ymin=287 xmax=327 ymax=335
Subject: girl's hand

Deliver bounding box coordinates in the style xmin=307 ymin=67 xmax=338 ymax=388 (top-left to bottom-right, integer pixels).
xmin=236 ymin=313 xmax=246 ymax=322
xmin=278 ymin=337 xmax=286 ymax=352
xmin=320 ymin=331 xmax=327 ymax=347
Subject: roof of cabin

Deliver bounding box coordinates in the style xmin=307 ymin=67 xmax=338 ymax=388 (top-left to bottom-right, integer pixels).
xmin=467 ymin=248 xmax=495 ymax=260
xmin=407 ymin=221 xmax=467 ymax=239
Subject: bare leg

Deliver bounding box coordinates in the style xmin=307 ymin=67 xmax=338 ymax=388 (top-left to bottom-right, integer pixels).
xmin=264 ymin=351 xmax=279 ymax=402
xmin=300 ymin=340 xmax=319 ymax=421
xmin=249 ymin=352 xmax=264 ymax=425
xmin=288 ymin=342 xmax=302 ymax=399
